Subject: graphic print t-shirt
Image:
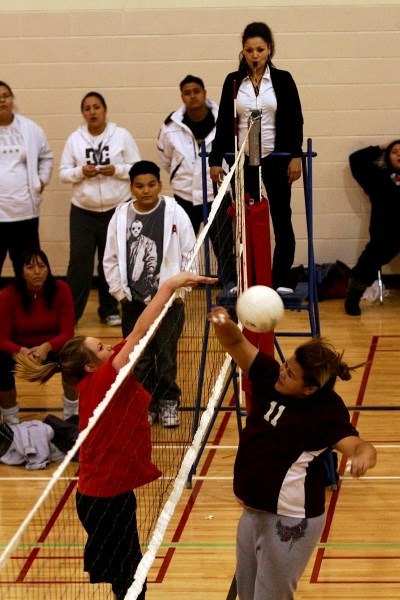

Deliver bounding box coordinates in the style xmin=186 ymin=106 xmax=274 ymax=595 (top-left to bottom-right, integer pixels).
xmin=85 ymin=132 xmax=110 ymax=166
xmin=126 ymin=199 xmax=165 ymax=304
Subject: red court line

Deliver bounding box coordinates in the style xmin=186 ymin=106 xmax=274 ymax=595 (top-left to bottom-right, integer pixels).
xmin=311 ymin=334 xmax=400 ymax=587
xmin=12 ymin=476 xmax=78 ymax=583
xmin=154 ymin=410 xmax=233 ymax=583
xmin=354 ymin=335 xmax=378 ymax=412
xmin=153 ymin=547 xmax=176 ymax=584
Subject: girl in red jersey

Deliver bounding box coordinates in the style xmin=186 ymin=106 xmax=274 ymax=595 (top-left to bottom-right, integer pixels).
xmin=15 ymin=271 xmax=216 ymax=600
xmin=209 ymin=305 xmax=377 ymax=600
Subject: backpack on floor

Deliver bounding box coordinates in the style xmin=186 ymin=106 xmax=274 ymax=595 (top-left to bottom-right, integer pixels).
xmin=317 ymin=261 xmax=351 ymax=300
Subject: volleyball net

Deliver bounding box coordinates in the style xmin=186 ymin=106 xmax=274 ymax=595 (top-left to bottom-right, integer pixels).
xmin=0 ymin=136 xmax=251 ymax=599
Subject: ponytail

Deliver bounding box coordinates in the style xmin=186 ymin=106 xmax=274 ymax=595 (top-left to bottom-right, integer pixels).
xmin=295 ymin=338 xmax=366 ymax=390
xmin=13 ymin=353 xmax=60 ymax=384
xmin=14 ymin=336 xmax=98 ymax=387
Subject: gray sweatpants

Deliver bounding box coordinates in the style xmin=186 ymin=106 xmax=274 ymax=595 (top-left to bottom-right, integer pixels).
xmin=236 ymin=507 xmax=325 ymax=600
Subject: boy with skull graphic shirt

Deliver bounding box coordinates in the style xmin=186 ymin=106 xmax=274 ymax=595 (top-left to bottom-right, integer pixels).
xmin=104 ymin=161 xmax=196 ymax=427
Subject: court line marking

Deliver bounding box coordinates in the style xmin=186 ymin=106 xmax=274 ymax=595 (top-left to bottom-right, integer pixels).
xmin=2 ymin=541 xmax=400 ymax=549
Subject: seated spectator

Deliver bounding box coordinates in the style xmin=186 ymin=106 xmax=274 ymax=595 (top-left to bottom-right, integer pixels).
xmin=345 ymin=141 xmax=400 ymax=315
xmin=0 ymin=248 xmax=76 ymax=423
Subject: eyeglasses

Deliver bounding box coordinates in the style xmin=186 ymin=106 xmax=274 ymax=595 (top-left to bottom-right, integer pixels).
xmin=0 ymin=94 xmax=12 ymax=101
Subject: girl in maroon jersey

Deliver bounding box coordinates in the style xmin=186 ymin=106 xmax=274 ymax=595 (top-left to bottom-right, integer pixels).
xmin=209 ymin=305 xmax=376 ymax=600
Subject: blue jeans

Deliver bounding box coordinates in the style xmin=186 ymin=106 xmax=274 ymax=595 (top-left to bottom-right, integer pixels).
xmin=121 ymin=299 xmax=185 ymax=412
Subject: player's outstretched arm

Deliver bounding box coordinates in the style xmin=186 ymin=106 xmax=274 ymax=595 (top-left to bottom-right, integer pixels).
xmin=113 ymin=273 xmax=217 ymax=371
xmin=208 ymin=306 xmax=258 ymax=376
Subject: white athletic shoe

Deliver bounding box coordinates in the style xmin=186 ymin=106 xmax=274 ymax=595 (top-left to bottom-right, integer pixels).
xmin=276 ymin=286 xmax=294 ymax=295
xmin=102 ymin=314 xmax=122 ymax=327
xmin=160 ymin=406 xmax=180 ymax=428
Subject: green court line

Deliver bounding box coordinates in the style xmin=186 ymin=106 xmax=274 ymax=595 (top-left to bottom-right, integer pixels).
xmin=3 ymin=542 xmax=400 ymax=549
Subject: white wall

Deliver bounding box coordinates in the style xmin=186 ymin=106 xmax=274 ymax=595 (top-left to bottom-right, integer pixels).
xmin=1 ymin=2 xmax=399 ymax=276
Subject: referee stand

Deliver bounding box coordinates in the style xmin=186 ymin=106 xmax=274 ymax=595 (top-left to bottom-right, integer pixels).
xmin=186 ymin=139 xmax=338 ymax=489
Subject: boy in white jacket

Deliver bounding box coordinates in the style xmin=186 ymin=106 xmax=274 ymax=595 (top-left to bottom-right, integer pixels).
xmin=104 ymin=160 xmax=196 ymax=427
xmin=157 ymin=75 xmax=236 ymax=289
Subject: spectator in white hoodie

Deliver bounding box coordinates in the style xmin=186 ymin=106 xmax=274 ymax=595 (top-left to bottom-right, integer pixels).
xmin=157 ymin=75 xmax=236 ymax=289
xmin=59 ymin=91 xmax=141 ymax=327
xmin=0 ymin=80 xmax=53 ymax=277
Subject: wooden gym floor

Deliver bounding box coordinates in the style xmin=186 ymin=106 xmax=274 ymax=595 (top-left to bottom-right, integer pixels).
xmin=1 ymin=287 xmax=400 ymax=599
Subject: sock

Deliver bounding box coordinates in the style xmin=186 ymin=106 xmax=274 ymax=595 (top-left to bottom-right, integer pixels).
xmin=1 ymin=403 xmax=20 ymax=425
xmin=62 ymin=396 xmax=79 ymax=420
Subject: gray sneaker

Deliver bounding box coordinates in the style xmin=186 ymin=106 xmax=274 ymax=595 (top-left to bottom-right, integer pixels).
xmin=160 ymin=406 xmax=180 ymax=428
xmin=102 ymin=314 xmax=122 ymax=327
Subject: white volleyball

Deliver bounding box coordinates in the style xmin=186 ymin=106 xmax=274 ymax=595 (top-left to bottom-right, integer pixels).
xmin=236 ymin=285 xmax=284 ymax=333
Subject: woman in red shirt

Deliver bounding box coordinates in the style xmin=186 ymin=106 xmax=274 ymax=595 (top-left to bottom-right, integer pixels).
xmin=0 ymin=248 xmax=75 ymax=424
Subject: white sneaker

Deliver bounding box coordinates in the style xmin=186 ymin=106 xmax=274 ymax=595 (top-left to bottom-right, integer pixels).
xmin=160 ymin=406 xmax=180 ymax=428
xmin=103 ymin=314 xmax=122 ymax=327
xmin=276 ymin=286 xmax=294 ymax=295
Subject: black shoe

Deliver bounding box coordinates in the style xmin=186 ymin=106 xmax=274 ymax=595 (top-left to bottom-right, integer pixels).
xmin=344 ymin=297 xmax=361 ymax=316
xmin=344 ymin=276 xmax=367 ymax=316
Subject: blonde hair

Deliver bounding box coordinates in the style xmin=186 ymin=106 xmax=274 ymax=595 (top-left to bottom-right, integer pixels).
xmin=13 ymin=336 xmax=101 ymax=386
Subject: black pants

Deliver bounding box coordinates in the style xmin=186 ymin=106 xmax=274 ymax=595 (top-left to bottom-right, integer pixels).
xmin=76 ymin=490 xmax=146 ymax=599
xmin=0 ymin=350 xmax=59 ymax=392
xmin=121 ymin=299 xmax=184 ymax=412
xmin=351 ymin=232 xmax=400 ymax=285
xmin=67 ymin=205 xmax=119 ymax=321
xmin=175 ymin=194 xmax=237 ymax=286
xmin=244 ymin=154 xmax=295 ymax=290
xmin=0 ymin=218 xmax=39 ymax=278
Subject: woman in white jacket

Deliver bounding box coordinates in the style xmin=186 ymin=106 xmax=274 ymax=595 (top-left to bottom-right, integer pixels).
xmin=59 ymin=91 xmax=141 ymax=326
xmin=0 ymin=81 xmax=53 ymax=276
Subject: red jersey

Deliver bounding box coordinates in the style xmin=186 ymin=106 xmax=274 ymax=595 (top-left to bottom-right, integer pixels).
xmin=77 ymin=341 xmax=161 ymax=497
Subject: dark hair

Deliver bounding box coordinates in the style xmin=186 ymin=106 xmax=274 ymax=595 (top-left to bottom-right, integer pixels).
xmin=80 ymin=91 xmax=107 ymax=112
xmin=294 ymin=338 xmax=363 ymax=391
xmin=0 ymin=81 xmax=13 ymax=97
xmin=13 ymin=335 xmax=102 ymax=386
xmin=179 ymin=75 xmax=205 ymax=91
xmin=238 ymin=21 xmax=275 ymax=72
xmin=15 ymin=248 xmax=57 ymax=311
xmin=129 ymin=160 xmax=161 ymax=183
xmin=384 ymin=139 xmax=400 ymax=171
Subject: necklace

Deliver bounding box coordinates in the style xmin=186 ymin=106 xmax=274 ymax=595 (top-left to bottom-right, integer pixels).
xmin=250 ymin=71 xmax=262 ymax=97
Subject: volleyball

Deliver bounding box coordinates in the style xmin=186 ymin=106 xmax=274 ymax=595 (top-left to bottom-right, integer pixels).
xmin=236 ymin=285 xmax=284 ymax=333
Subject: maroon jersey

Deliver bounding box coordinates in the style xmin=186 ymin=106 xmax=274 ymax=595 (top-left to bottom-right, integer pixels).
xmin=234 ymin=351 xmax=358 ymax=518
